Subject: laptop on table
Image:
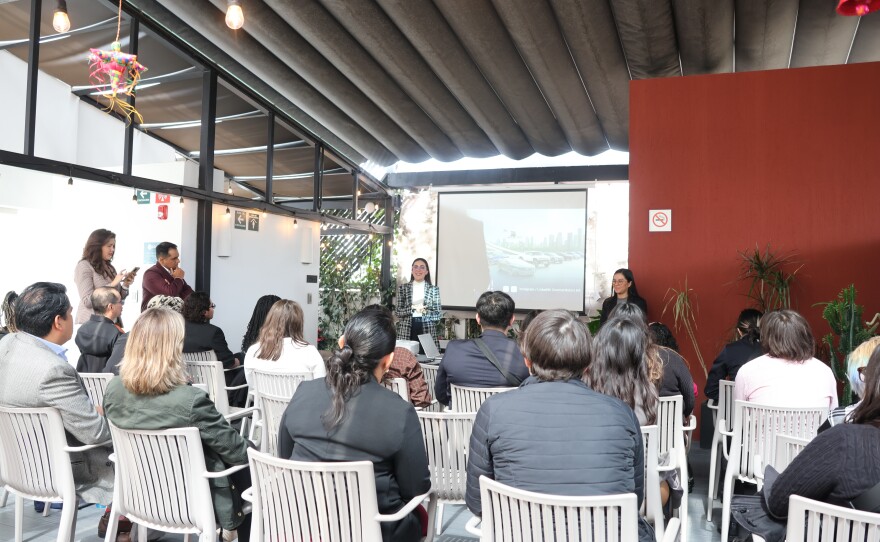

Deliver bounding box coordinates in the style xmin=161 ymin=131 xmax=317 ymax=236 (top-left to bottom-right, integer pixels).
xmin=416 ymin=334 xmax=443 ymax=363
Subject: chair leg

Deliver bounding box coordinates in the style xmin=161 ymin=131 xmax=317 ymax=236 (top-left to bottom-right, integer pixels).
xmin=720 ymin=467 xmax=736 ymax=542
xmin=56 ymin=496 xmax=78 ymax=542
xmin=137 ymin=523 xmax=148 ymax=542
xmin=42 ymin=500 xmax=50 ymax=517
xmin=1 ymin=488 xmax=8 ymax=507
xmin=15 ymin=495 xmax=23 ymax=542
xmin=104 ymin=504 xmax=122 ymax=542
xmin=679 ymin=451 xmax=689 ymax=542
xmin=706 ymin=437 xmax=720 ymax=518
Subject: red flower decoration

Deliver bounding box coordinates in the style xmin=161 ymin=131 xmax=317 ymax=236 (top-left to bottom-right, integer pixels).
xmin=837 ymin=0 xmax=880 ymax=16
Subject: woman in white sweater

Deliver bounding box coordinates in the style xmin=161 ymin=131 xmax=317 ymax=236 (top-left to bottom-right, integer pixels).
xmin=243 ymin=299 xmax=325 ymax=385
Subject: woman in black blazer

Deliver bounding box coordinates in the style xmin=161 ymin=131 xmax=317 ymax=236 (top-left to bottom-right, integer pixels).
xmin=278 ymin=307 xmax=431 ymax=542
xmin=181 ymin=291 xmax=240 ymax=370
xmin=599 ymin=268 xmax=648 ymax=325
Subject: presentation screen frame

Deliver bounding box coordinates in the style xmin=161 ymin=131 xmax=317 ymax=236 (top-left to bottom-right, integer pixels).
xmin=435 ymin=189 xmax=588 ymax=314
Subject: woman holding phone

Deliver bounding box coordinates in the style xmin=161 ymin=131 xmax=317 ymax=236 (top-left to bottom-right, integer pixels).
xmin=74 ymin=228 xmax=138 ymax=325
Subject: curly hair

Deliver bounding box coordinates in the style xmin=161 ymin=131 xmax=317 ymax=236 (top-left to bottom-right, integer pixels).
xmin=181 ymin=291 xmax=212 ymax=324
xmin=241 ymin=294 xmax=281 ymax=352
xmin=81 ymin=229 xmax=117 ymax=280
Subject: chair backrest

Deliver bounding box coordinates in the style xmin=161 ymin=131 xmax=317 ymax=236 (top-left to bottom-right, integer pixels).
xmin=419 ymin=363 xmax=438 ymax=395
xmin=729 ymin=400 xmax=828 ymax=483
xmin=773 ymin=434 xmax=811 ymax=472
xmin=396 ymin=340 xmax=420 ymax=355
xmin=185 ymin=360 xmax=231 ymax=414
xmin=108 ymin=422 xmax=216 ymax=535
xmin=450 ymin=384 xmax=516 ymax=412
xmin=247 ymin=448 xmax=386 ymax=542
xmin=717 ymin=380 xmax=735 ymax=431
xmin=382 ymin=377 xmax=410 ymax=402
xmin=183 ymin=350 xmax=218 ymax=362
xmin=478 ymin=476 xmax=639 ymax=541
xmin=640 ymin=425 xmax=663 ymax=530
xmin=79 ymin=372 xmax=114 ymax=407
xmin=657 ymin=395 xmax=685 ymax=458
xmin=0 ymin=406 xmax=75 ymax=502
xmin=251 ymin=369 xmax=310 ymax=399
xmin=417 ymin=410 xmax=475 ymax=503
xmin=259 ymin=392 xmax=292 ymax=456
xmin=786 ymin=494 xmax=880 ymax=541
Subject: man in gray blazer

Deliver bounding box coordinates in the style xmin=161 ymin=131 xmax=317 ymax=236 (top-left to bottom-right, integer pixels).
xmin=0 ymin=282 xmax=113 ymax=505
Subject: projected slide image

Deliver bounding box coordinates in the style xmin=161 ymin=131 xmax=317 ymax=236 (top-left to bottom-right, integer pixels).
xmin=437 ymin=191 xmax=587 ymax=312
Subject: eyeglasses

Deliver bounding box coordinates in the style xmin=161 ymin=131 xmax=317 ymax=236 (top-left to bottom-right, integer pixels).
xmin=210 ymin=303 xmax=216 ymax=309
xmin=858 ymin=366 xmax=867 ymax=382
xmin=412 ymin=265 xmax=427 ymax=270
xmin=611 ymin=279 xmax=628 ymax=285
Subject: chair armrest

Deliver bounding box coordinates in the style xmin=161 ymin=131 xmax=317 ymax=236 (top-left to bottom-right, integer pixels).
xmin=465 ymin=516 xmax=482 ymax=536
xmin=203 ymin=463 xmax=249 ymax=479
xmin=224 ymin=406 xmax=259 ymax=423
xmin=661 ymin=517 xmax=681 ymax=542
xmin=707 ymin=400 xmax=718 ymax=410
xmin=241 ymin=487 xmax=253 ymax=503
xmin=65 ymin=439 xmax=113 ymax=453
xmin=683 ymin=415 xmax=697 ymax=432
xmin=376 ymin=491 xmax=433 ymax=522
xmin=225 ymin=383 xmax=250 ymax=391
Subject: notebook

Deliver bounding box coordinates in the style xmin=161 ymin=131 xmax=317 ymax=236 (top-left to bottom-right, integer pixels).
xmin=416 ymin=333 xmax=443 ymax=363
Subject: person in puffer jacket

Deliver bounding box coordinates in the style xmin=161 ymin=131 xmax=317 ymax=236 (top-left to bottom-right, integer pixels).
xmin=466 ymin=309 xmax=654 ymax=542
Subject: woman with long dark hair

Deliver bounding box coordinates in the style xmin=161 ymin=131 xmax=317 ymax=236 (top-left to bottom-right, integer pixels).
xmin=278 ymin=307 xmax=431 ymax=542
xmin=240 ymin=294 xmax=281 ymax=353
xmin=587 ymin=311 xmax=659 ymax=425
xmin=705 ymin=308 xmax=763 ymax=401
xmin=243 ymin=299 xmax=324 ymax=385
xmin=395 ymin=257 xmax=442 ymax=350
xmin=599 ymin=268 xmax=648 ymax=326
xmin=74 ymin=229 xmax=137 ymax=324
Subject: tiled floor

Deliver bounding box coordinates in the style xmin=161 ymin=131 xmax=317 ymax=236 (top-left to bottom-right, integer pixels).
xmin=0 ymin=447 xmax=727 ymax=542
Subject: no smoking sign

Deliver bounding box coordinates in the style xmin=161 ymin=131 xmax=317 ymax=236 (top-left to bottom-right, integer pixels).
xmin=649 ymin=209 xmax=672 ymax=232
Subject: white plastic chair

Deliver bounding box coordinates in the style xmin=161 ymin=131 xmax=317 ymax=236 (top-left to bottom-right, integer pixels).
xmin=243 ymin=448 xmax=437 ymax=542
xmin=417 ymin=410 xmax=475 ymax=537
xmin=383 ymin=377 xmax=410 ymax=402
xmin=185 ymin=360 xmax=254 ymax=422
xmin=396 ymin=340 xmax=421 ymax=355
xmin=706 ymin=379 xmax=735 ymax=519
xmin=773 ymin=434 xmax=811 ymax=472
xmin=183 ymin=350 xmax=218 ymax=362
xmin=786 ymin=494 xmax=880 ymax=541
xmin=466 ymin=476 xmax=680 ymax=542
xmin=79 ymin=372 xmax=114 ymax=408
xmin=657 ymin=395 xmax=690 ymax=541
xmin=104 ymin=422 xmax=250 ymax=542
xmin=248 ymin=369 xmax=310 ymax=445
xmin=257 ymin=392 xmax=292 ymax=456
xmin=0 ymin=406 xmax=111 ymax=542
xmin=719 ymin=401 xmax=829 ymax=542
xmin=449 ymin=384 xmax=516 ymax=412
xmin=641 ymin=425 xmax=666 ymax=541
xmin=420 ymin=363 xmax=438 ymax=395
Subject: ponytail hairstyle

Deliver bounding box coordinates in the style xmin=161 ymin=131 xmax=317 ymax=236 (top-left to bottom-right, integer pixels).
xmin=323 ymin=307 xmax=396 ymax=430
xmin=587 ymin=315 xmax=659 ymax=425
xmin=736 ymin=308 xmax=762 ymax=345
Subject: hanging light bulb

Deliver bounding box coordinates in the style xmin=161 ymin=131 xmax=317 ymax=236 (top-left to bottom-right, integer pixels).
xmin=67 ymin=176 xmax=73 ymax=186
xmin=179 ymin=196 xmax=185 ymax=206
xmin=226 ymin=206 xmax=231 ymax=214
xmin=225 ymin=0 xmax=244 ymax=30
xmin=262 ymin=210 xmax=267 ymax=218
xmin=227 ymin=181 xmax=233 ymax=194
xmin=293 ymin=218 xmax=298 ymax=228
xmin=53 ymin=0 xmax=70 ymax=33
xmin=132 ymin=188 xmax=138 ymax=202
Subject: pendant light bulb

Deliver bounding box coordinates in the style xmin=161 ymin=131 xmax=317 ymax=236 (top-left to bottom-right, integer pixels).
xmin=293 ymin=218 xmax=298 ymax=228
xmin=179 ymin=196 xmax=185 ymax=206
xmin=67 ymin=177 xmax=73 ymax=186
xmin=53 ymin=1 xmax=70 ymax=33
xmin=226 ymin=206 xmax=231 ymax=214
xmin=225 ymin=0 xmax=244 ymax=30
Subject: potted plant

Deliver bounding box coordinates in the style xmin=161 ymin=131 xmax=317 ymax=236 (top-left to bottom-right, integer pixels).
xmin=737 ymin=244 xmax=802 ymax=311
xmin=662 ymin=278 xmax=708 ymax=379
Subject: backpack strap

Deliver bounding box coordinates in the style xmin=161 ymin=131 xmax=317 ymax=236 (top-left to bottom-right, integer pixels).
xmin=473 ymin=338 xmax=522 ymax=387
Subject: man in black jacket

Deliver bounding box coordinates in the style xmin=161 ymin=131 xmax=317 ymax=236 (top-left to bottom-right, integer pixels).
xmin=434 ymin=291 xmax=528 ymax=406
xmin=75 ymin=287 xmax=123 ymax=372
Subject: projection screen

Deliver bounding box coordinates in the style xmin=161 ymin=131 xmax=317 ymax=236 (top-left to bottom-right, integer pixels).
xmin=436 ymin=190 xmax=587 ymax=312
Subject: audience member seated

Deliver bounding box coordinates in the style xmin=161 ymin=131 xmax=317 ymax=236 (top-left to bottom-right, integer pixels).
xmin=75 ymin=287 xmax=124 ymax=373
xmin=819 ymin=336 xmax=880 ymax=433
xmin=648 ymin=322 xmax=696 ymax=417
xmin=103 ymin=295 xmax=183 ymax=375
xmin=243 ymin=299 xmax=325 ymax=385
xmin=365 ymin=304 xmax=432 ymax=408
xmin=466 ymin=310 xmax=653 ymax=542
xmin=705 ymin=308 xmax=763 ymax=402
xmin=0 ymin=290 xmax=17 ymax=339
xmin=0 ymin=282 xmax=113 ymax=505
xmin=734 ymin=309 xmax=838 ymax=408
xmin=278 ymin=308 xmax=431 ymax=542
xmin=765 ymin=343 xmax=880 ymax=520
xmin=240 ymin=294 xmax=281 ymax=354
xmin=103 ymin=308 xmax=252 ymax=541
xmin=182 ymin=291 xmax=239 ymax=370
xmin=434 ymin=291 xmax=528 ymax=406
xmin=587 ymin=305 xmax=659 ymax=425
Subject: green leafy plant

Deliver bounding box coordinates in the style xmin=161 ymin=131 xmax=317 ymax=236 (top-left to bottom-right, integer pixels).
xmin=587 ymin=310 xmax=602 ymax=336
xmin=737 ymin=244 xmax=803 ymax=312
xmin=438 ymin=313 xmax=460 ymax=340
xmin=662 ymin=278 xmax=707 ymax=379
xmin=817 ymin=285 xmax=878 ymax=406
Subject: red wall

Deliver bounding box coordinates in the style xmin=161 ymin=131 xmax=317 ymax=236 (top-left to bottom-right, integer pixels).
xmin=629 ymin=62 xmax=880 ymax=427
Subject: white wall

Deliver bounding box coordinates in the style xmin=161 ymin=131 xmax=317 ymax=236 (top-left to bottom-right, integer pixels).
xmin=210 ymin=206 xmax=321 ymax=347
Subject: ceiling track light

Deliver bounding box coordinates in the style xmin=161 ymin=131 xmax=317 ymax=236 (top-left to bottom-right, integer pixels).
xmin=53 ymin=0 xmax=70 ymax=33
xmin=225 ymin=0 xmax=244 ymax=30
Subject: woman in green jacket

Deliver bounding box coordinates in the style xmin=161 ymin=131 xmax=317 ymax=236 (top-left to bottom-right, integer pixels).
xmin=103 ymin=307 xmax=252 ymax=541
